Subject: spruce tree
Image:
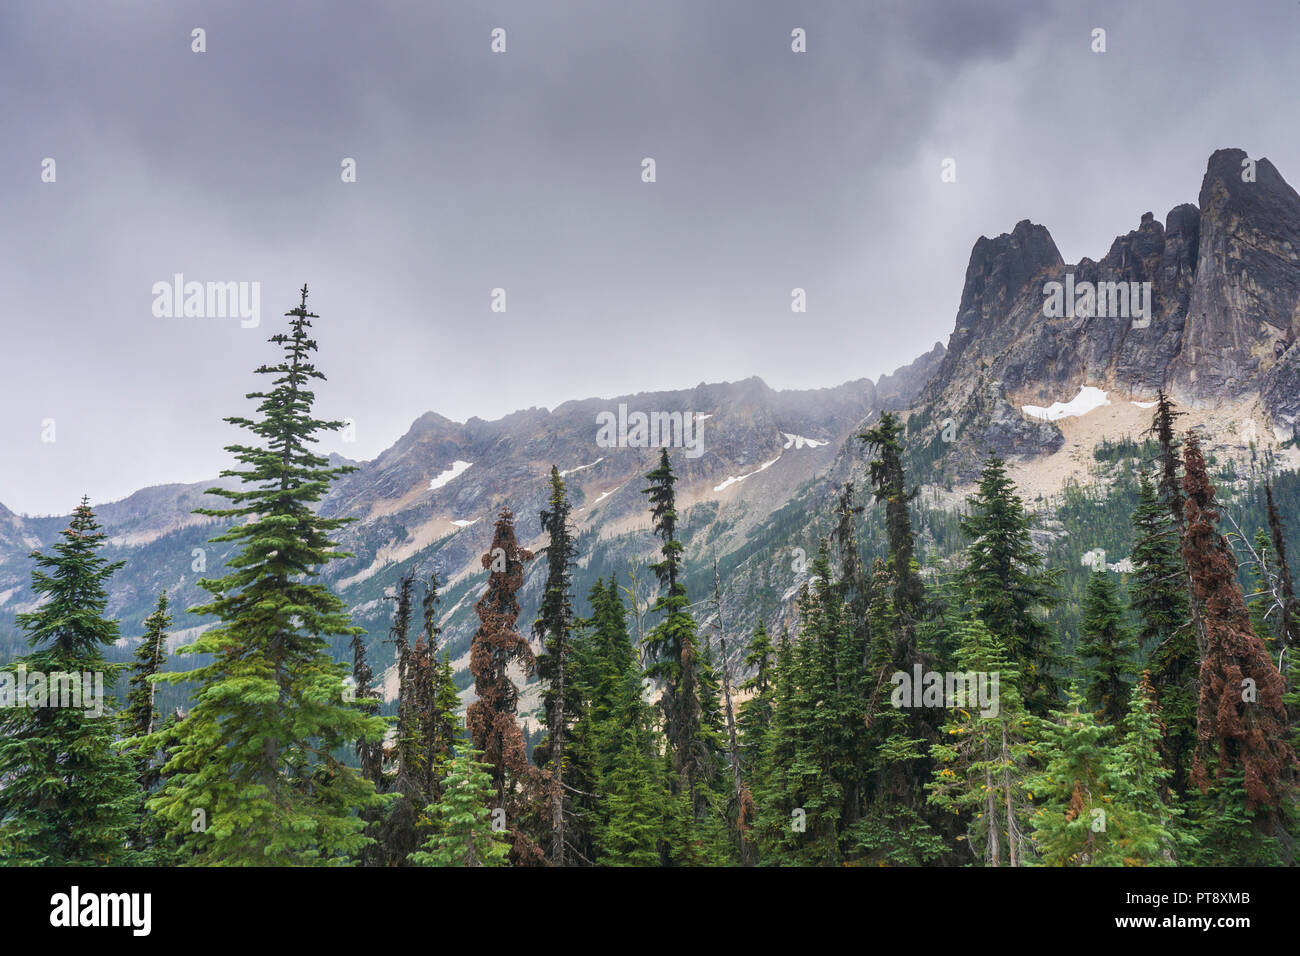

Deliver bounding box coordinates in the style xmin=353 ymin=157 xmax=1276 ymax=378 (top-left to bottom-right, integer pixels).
xmin=641 ymin=449 xmax=718 ymax=823
xmin=1181 ymin=433 xmax=1297 ymax=820
xmin=1078 ymin=571 xmax=1139 ymax=725
xmin=410 ymin=747 xmax=510 ymax=867
xmin=533 ymin=466 xmax=578 ymax=864
xmin=1107 ymin=673 xmax=1184 ymax=865
xmin=466 ymin=507 xmax=545 ymax=864
xmin=124 ymin=591 xmax=175 ymax=863
xmin=148 ymin=286 xmax=385 ymax=865
xmin=927 ymin=617 xmax=1033 ymax=866
xmin=959 ymin=455 xmax=1063 ymax=716
xmin=1130 ymin=472 xmax=1195 ymax=795
xmin=0 ymin=500 xmax=137 ymax=865
xmin=1024 ymin=688 xmax=1116 ymax=866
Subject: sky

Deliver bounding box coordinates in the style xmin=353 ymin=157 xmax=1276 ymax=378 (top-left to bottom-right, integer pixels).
xmin=2 ymin=0 xmax=1298 ymax=515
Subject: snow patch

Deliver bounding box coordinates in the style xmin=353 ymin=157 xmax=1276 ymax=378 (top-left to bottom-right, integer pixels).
xmin=713 ymin=457 xmax=780 ymax=492
xmin=782 ymin=433 xmax=827 ymax=450
xmin=1022 ymin=386 xmax=1110 ymax=422
xmin=559 ymin=458 xmax=603 ymax=477
xmin=451 ymin=518 xmax=477 ymax=528
xmin=1131 ymin=400 xmax=1157 ymax=409
xmin=429 ymin=460 xmax=473 ymax=490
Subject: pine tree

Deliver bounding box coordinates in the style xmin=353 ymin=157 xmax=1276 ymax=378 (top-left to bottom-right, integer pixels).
xmin=1181 ymin=433 xmax=1297 ymax=822
xmin=466 ymin=507 xmax=546 ymax=864
xmin=0 ymin=500 xmax=137 ymax=865
xmin=738 ymin=622 xmax=775 ymax=776
xmin=591 ymin=656 xmax=669 ymax=866
xmin=1078 ymin=571 xmax=1139 ymax=725
xmin=533 ymin=466 xmax=578 ymax=864
xmin=860 ymin=412 xmax=925 ymax=617
xmin=124 ymin=591 xmax=175 ymax=863
xmin=959 ymin=455 xmax=1063 ymax=717
xmin=1130 ymin=471 xmax=1195 ymax=795
xmin=410 ymin=747 xmax=510 ymax=867
xmin=927 ymin=617 xmax=1033 ymax=866
xmin=1024 ymin=688 xmax=1117 ymax=866
xmin=148 ymin=286 xmax=385 ymax=865
xmin=1106 ymin=673 xmax=1184 ymax=865
xmin=641 ymin=448 xmax=719 ymax=823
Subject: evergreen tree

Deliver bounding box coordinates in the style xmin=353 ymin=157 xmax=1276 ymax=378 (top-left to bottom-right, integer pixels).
xmin=860 ymin=412 xmax=925 ymax=617
xmin=959 ymin=455 xmax=1063 ymax=717
xmin=533 ymin=466 xmax=578 ymax=864
xmin=1181 ymin=433 xmax=1297 ymax=827
xmin=927 ymin=617 xmax=1033 ymax=866
xmin=148 ymin=286 xmax=385 ymax=865
xmin=1130 ymin=472 xmax=1195 ymax=795
xmin=410 ymin=747 xmax=510 ymax=867
xmin=591 ymin=656 xmax=668 ymax=866
xmin=641 ymin=449 xmax=720 ymax=825
xmin=738 ymin=622 xmax=775 ymax=775
xmin=124 ymin=591 xmax=176 ymax=863
xmin=466 ymin=507 xmax=545 ymax=864
xmin=0 ymin=500 xmax=137 ymax=865
xmin=1024 ymin=688 xmax=1116 ymax=866
xmin=1078 ymin=571 xmax=1139 ymax=725
xmin=1107 ymin=673 xmax=1185 ymax=865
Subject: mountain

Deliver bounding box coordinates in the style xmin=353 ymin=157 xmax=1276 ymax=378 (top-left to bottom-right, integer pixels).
xmin=900 ymin=147 xmax=1300 ymax=485
xmin=3 ymin=146 xmax=1298 ymax=725
xmin=0 ymin=355 xmax=943 ymax=716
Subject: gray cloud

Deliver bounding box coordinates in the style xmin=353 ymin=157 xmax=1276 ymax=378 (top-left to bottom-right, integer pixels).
xmin=1 ymin=0 xmax=1295 ymax=513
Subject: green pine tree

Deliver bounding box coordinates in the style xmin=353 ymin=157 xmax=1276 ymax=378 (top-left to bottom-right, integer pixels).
xmin=0 ymin=500 xmax=138 ymax=865
xmin=1078 ymin=571 xmax=1139 ymax=725
xmin=148 ymin=286 xmax=386 ymax=865
xmin=410 ymin=747 xmax=510 ymax=867
xmin=959 ymin=455 xmax=1063 ymax=717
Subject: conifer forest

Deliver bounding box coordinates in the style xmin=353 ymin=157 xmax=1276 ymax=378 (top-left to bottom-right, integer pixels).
xmin=1 ymin=0 xmax=1297 ymax=940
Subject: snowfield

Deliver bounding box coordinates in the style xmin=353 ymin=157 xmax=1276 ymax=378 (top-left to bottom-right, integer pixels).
xmin=429 ymin=460 xmax=473 ymax=490
xmin=1022 ymin=386 xmax=1110 ymax=422
xmin=713 ymin=457 xmax=780 ymax=492
xmin=559 ymin=458 xmax=603 ymax=477
xmin=782 ymin=433 xmax=827 ymax=449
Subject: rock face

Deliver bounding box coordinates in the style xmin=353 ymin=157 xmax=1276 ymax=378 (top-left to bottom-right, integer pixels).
xmin=909 ymin=147 xmax=1300 ymax=479
xmin=1171 ymin=149 xmax=1300 ymax=405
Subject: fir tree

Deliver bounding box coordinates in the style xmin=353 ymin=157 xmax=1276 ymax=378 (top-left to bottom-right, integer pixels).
xmin=927 ymin=617 xmax=1033 ymax=866
xmin=148 ymin=286 xmax=385 ymax=865
xmin=1107 ymin=673 xmax=1184 ymax=865
xmin=466 ymin=507 xmax=545 ymax=864
xmin=641 ymin=449 xmax=719 ymax=824
xmin=1130 ymin=471 xmax=1195 ymax=795
xmin=1024 ymin=689 xmax=1117 ymax=866
xmin=124 ymin=591 xmax=175 ymax=863
xmin=860 ymin=412 xmax=925 ymax=617
xmin=959 ymin=455 xmax=1063 ymax=717
xmin=1181 ymin=433 xmax=1297 ymax=822
xmin=410 ymin=747 xmax=510 ymax=867
xmin=1078 ymin=571 xmax=1139 ymax=725
xmin=0 ymin=500 xmax=137 ymax=865
xmin=533 ymin=466 xmax=578 ymax=864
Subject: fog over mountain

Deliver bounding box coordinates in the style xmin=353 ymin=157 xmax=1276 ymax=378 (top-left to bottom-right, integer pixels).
xmin=4 ymin=0 xmax=1300 ymax=514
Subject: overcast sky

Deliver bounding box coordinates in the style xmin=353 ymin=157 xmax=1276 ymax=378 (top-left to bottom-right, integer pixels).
xmin=2 ymin=0 xmax=1297 ymax=515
